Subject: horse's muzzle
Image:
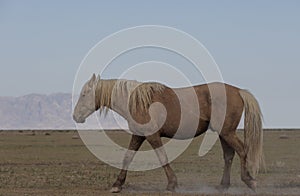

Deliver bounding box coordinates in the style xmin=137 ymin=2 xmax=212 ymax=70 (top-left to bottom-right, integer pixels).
xmin=73 ymin=114 xmax=85 ymax=123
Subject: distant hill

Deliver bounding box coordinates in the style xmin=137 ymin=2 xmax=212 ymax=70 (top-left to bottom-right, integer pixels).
xmin=0 ymin=93 xmax=127 ymax=130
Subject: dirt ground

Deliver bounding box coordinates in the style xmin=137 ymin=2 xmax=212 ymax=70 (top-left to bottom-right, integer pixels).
xmin=0 ymin=130 xmax=299 ymax=196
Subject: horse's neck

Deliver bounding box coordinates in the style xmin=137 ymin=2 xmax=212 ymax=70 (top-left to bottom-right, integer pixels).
xmin=111 ymin=91 xmax=129 ymax=118
xmin=110 ymin=81 xmax=131 ymax=119
xmin=97 ymin=79 xmax=139 ymax=119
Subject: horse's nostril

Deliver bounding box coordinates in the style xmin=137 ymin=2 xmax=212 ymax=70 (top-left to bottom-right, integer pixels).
xmin=73 ymin=114 xmax=78 ymax=121
xmin=73 ymin=114 xmax=85 ymax=123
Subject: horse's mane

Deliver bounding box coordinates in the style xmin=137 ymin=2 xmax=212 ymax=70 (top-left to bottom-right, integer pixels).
xmin=95 ymin=79 xmax=165 ymax=114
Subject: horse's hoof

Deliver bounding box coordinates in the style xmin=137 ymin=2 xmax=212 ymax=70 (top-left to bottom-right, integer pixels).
xmin=165 ymin=188 xmax=178 ymax=193
xmin=110 ymin=186 xmax=122 ymax=193
xmin=246 ymin=180 xmax=257 ymax=192
xmin=164 ymin=190 xmax=173 ymax=194
xmin=166 ymin=183 xmax=178 ymax=192
xmin=216 ymin=184 xmax=230 ymax=192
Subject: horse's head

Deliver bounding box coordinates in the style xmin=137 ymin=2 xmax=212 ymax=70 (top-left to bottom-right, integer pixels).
xmin=73 ymin=73 xmax=99 ymax=123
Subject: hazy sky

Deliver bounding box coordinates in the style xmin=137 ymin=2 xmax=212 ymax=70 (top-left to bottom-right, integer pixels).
xmin=0 ymin=1 xmax=299 ymax=128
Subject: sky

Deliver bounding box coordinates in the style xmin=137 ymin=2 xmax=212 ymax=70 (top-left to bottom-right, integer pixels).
xmin=0 ymin=0 xmax=299 ymax=128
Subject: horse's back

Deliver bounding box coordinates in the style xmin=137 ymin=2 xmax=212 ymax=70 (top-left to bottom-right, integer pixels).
xmin=143 ymin=82 xmax=244 ymax=138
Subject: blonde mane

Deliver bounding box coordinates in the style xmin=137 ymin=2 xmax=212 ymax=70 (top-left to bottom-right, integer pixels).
xmin=95 ymin=79 xmax=165 ymax=114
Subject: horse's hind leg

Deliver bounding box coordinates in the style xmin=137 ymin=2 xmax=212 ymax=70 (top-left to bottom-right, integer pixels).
xmin=220 ymin=132 xmax=256 ymax=191
xmin=111 ymin=135 xmax=145 ymax=193
xmin=219 ymin=136 xmax=235 ymax=189
xmin=146 ymin=133 xmax=178 ymax=192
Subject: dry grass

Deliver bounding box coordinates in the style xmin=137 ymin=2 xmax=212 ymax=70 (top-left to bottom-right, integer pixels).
xmin=0 ymin=130 xmax=299 ymax=195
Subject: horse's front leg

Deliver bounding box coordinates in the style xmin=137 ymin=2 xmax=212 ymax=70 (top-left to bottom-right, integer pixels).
xmin=110 ymin=135 xmax=145 ymax=193
xmin=146 ymin=133 xmax=178 ymax=192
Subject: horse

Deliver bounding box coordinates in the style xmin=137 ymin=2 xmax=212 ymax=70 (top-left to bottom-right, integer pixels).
xmin=73 ymin=74 xmax=265 ymax=193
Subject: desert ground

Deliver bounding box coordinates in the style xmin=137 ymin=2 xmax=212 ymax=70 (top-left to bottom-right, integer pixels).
xmin=0 ymin=129 xmax=299 ymax=196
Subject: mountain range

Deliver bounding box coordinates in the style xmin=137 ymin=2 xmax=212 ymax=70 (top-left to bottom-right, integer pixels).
xmin=0 ymin=93 xmax=128 ymax=130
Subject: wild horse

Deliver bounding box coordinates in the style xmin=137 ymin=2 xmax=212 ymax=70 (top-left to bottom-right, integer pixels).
xmin=73 ymin=74 xmax=265 ymax=193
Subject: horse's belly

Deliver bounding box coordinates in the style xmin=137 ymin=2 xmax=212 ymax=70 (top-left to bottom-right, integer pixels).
xmin=161 ymin=119 xmax=209 ymax=139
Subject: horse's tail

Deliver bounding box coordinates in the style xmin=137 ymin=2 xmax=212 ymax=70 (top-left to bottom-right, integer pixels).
xmin=239 ymin=89 xmax=265 ymax=177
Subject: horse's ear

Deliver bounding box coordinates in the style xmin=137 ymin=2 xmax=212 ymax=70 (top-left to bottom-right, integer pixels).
xmin=96 ymin=74 xmax=100 ymax=81
xmin=88 ymin=74 xmax=96 ymax=86
xmin=91 ymin=73 xmax=96 ymax=81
